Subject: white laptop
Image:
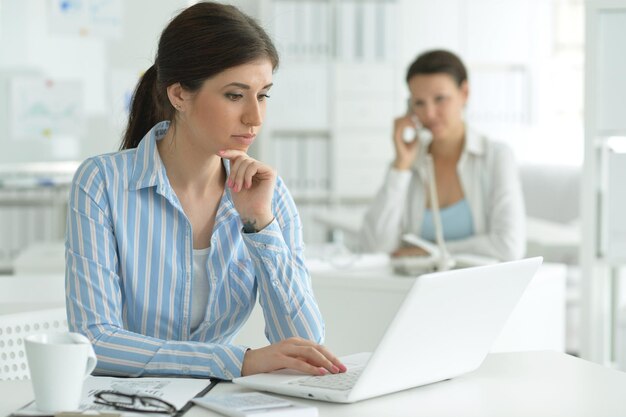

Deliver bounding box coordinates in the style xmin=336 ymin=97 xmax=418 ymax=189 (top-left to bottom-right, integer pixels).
xmin=234 ymin=257 xmax=543 ymax=403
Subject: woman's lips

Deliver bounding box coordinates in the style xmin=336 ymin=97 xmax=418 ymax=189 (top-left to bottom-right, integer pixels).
xmin=231 ymin=134 xmax=256 ymax=146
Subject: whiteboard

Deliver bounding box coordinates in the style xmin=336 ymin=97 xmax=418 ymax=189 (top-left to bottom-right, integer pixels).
xmin=9 ymin=76 xmax=83 ymax=141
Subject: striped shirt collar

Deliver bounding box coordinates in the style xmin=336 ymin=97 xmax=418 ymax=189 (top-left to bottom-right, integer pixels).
xmin=129 ymin=120 xmax=171 ymax=192
xmin=129 ymin=121 xmax=235 ymax=192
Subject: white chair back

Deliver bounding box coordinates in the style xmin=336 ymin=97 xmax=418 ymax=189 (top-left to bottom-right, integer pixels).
xmin=0 ymin=308 xmax=68 ymax=381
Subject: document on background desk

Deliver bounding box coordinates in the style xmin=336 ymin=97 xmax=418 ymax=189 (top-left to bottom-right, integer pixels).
xmin=14 ymin=376 xmax=212 ymax=416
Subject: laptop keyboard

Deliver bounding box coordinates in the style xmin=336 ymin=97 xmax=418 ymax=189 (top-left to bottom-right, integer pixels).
xmin=289 ymin=368 xmax=363 ymax=391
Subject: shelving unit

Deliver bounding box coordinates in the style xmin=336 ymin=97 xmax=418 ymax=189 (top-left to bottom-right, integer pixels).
xmin=0 ymin=162 xmax=77 ymax=273
xmin=257 ymin=0 xmax=399 ymax=244
xmin=581 ymin=0 xmax=626 ymax=366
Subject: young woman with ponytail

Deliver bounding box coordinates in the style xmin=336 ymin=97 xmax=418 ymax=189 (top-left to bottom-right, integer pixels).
xmin=65 ymin=1 xmax=345 ymax=380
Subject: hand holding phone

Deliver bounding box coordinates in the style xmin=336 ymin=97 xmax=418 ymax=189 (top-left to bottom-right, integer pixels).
xmin=392 ymin=115 xmax=429 ymax=171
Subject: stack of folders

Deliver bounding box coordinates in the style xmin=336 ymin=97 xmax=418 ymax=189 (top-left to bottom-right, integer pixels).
xmin=271 ymin=0 xmax=397 ymax=63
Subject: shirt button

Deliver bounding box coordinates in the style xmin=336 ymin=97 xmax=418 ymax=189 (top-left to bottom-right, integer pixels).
xmin=272 ymin=280 xmax=279 ymax=286
xmin=182 ymin=366 xmax=190 ymax=374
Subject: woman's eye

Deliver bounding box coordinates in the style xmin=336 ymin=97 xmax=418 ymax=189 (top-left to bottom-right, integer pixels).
xmin=258 ymin=94 xmax=270 ymax=101
xmin=225 ymin=93 xmax=243 ymax=101
xmin=435 ymin=95 xmax=447 ymax=103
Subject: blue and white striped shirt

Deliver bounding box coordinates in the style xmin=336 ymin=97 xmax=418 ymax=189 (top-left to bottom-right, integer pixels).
xmin=65 ymin=121 xmax=324 ymax=380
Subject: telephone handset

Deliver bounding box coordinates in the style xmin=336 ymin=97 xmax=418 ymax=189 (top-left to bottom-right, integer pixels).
xmin=401 ymin=101 xmax=433 ymax=145
xmin=402 ymin=117 xmax=433 ymax=145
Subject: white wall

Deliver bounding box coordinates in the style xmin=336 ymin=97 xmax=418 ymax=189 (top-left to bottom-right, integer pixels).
xmin=0 ymin=0 xmax=188 ymax=164
xmin=0 ymin=0 xmax=584 ymax=167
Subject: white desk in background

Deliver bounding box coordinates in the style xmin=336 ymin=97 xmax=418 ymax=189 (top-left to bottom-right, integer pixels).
xmin=233 ymin=260 xmax=567 ymax=355
xmin=2 ymin=352 xmax=626 ymax=417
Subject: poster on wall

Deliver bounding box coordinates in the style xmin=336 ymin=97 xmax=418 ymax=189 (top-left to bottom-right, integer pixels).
xmin=48 ymin=0 xmax=123 ymax=39
xmin=9 ymin=76 xmax=84 ymax=142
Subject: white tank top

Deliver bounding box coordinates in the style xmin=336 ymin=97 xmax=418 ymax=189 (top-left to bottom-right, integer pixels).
xmin=191 ymin=247 xmax=210 ymax=332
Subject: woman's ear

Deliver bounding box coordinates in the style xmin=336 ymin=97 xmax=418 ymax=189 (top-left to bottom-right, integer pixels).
xmin=166 ymin=82 xmax=186 ymax=111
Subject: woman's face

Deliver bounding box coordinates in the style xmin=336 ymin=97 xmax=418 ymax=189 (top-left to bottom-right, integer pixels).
xmin=407 ymin=73 xmax=468 ymax=141
xmin=176 ymin=58 xmax=274 ymax=155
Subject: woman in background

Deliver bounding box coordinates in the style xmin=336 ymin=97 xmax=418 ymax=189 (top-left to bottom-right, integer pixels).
xmin=360 ymin=50 xmax=525 ymax=262
xmin=66 ymin=1 xmax=344 ymax=379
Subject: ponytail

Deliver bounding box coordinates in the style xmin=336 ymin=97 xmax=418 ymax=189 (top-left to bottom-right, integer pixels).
xmin=120 ymin=65 xmax=171 ymax=150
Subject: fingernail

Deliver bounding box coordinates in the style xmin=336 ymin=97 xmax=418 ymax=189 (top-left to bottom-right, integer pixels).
xmin=339 ymin=364 xmax=347 ymax=372
xmin=227 ymin=179 xmax=233 ymax=187
xmin=319 ymin=368 xmax=328 ymax=375
xmin=218 ymin=150 xmax=225 ymax=155
xmin=331 ymin=365 xmax=340 ymax=374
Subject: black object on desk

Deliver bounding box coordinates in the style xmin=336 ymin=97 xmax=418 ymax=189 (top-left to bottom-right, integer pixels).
xmin=174 ymin=379 xmax=223 ymax=417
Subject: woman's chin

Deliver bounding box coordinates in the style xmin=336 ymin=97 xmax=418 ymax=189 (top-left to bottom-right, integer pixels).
xmin=232 ymin=144 xmax=250 ymax=153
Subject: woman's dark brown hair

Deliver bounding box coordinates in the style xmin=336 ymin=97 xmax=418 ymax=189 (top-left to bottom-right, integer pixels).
xmin=405 ymin=49 xmax=467 ymax=87
xmin=121 ymin=2 xmax=279 ymax=150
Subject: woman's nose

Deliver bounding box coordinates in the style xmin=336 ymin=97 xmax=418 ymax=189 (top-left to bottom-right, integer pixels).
xmin=421 ymin=103 xmax=437 ymax=123
xmin=242 ymin=101 xmax=262 ymax=127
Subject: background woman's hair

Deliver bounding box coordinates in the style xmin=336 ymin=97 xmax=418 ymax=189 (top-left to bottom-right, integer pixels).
xmin=405 ymin=49 xmax=467 ymax=87
xmin=121 ymin=2 xmax=279 ymax=150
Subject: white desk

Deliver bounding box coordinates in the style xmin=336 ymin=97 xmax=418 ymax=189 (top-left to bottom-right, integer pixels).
xmin=2 ymin=352 xmax=626 ymax=417
xmin=233 ymin=263 xmax=567 ymax=355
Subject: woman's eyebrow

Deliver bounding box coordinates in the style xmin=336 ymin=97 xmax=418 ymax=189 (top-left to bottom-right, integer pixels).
xmin=223 ymin=82 xmax=273 ymax=89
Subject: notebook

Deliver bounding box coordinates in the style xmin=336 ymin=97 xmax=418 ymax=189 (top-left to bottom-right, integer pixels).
xmin=234 ymin=257 xmax=543 ymax=403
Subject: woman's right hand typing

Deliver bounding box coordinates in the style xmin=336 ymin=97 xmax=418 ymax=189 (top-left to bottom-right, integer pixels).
xmin=392 ymin=115 xmax=420 ymax=171
xmin=241 ymin=337 xmax=347 ymax=376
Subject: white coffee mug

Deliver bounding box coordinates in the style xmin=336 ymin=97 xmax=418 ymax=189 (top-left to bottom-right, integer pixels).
xmin=24 ymin=332 xmax=97 ymax=412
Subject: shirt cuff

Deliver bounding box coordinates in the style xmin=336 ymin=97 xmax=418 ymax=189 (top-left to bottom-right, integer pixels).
xmin=241 ymin=218 xmax=287 ymax=256
xmin=227 ymin=344 xmax=250 ymax=379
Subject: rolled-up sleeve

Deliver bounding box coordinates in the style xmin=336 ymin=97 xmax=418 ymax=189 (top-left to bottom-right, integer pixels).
xmin=242 ymin=178 xmax=324 ymax=345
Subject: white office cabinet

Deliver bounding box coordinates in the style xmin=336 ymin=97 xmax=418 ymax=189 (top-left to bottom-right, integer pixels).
xmin=581 ymin=0 xmax=626 ymax=366
xmin=258 ymin=0 xmax=399 ymax=243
